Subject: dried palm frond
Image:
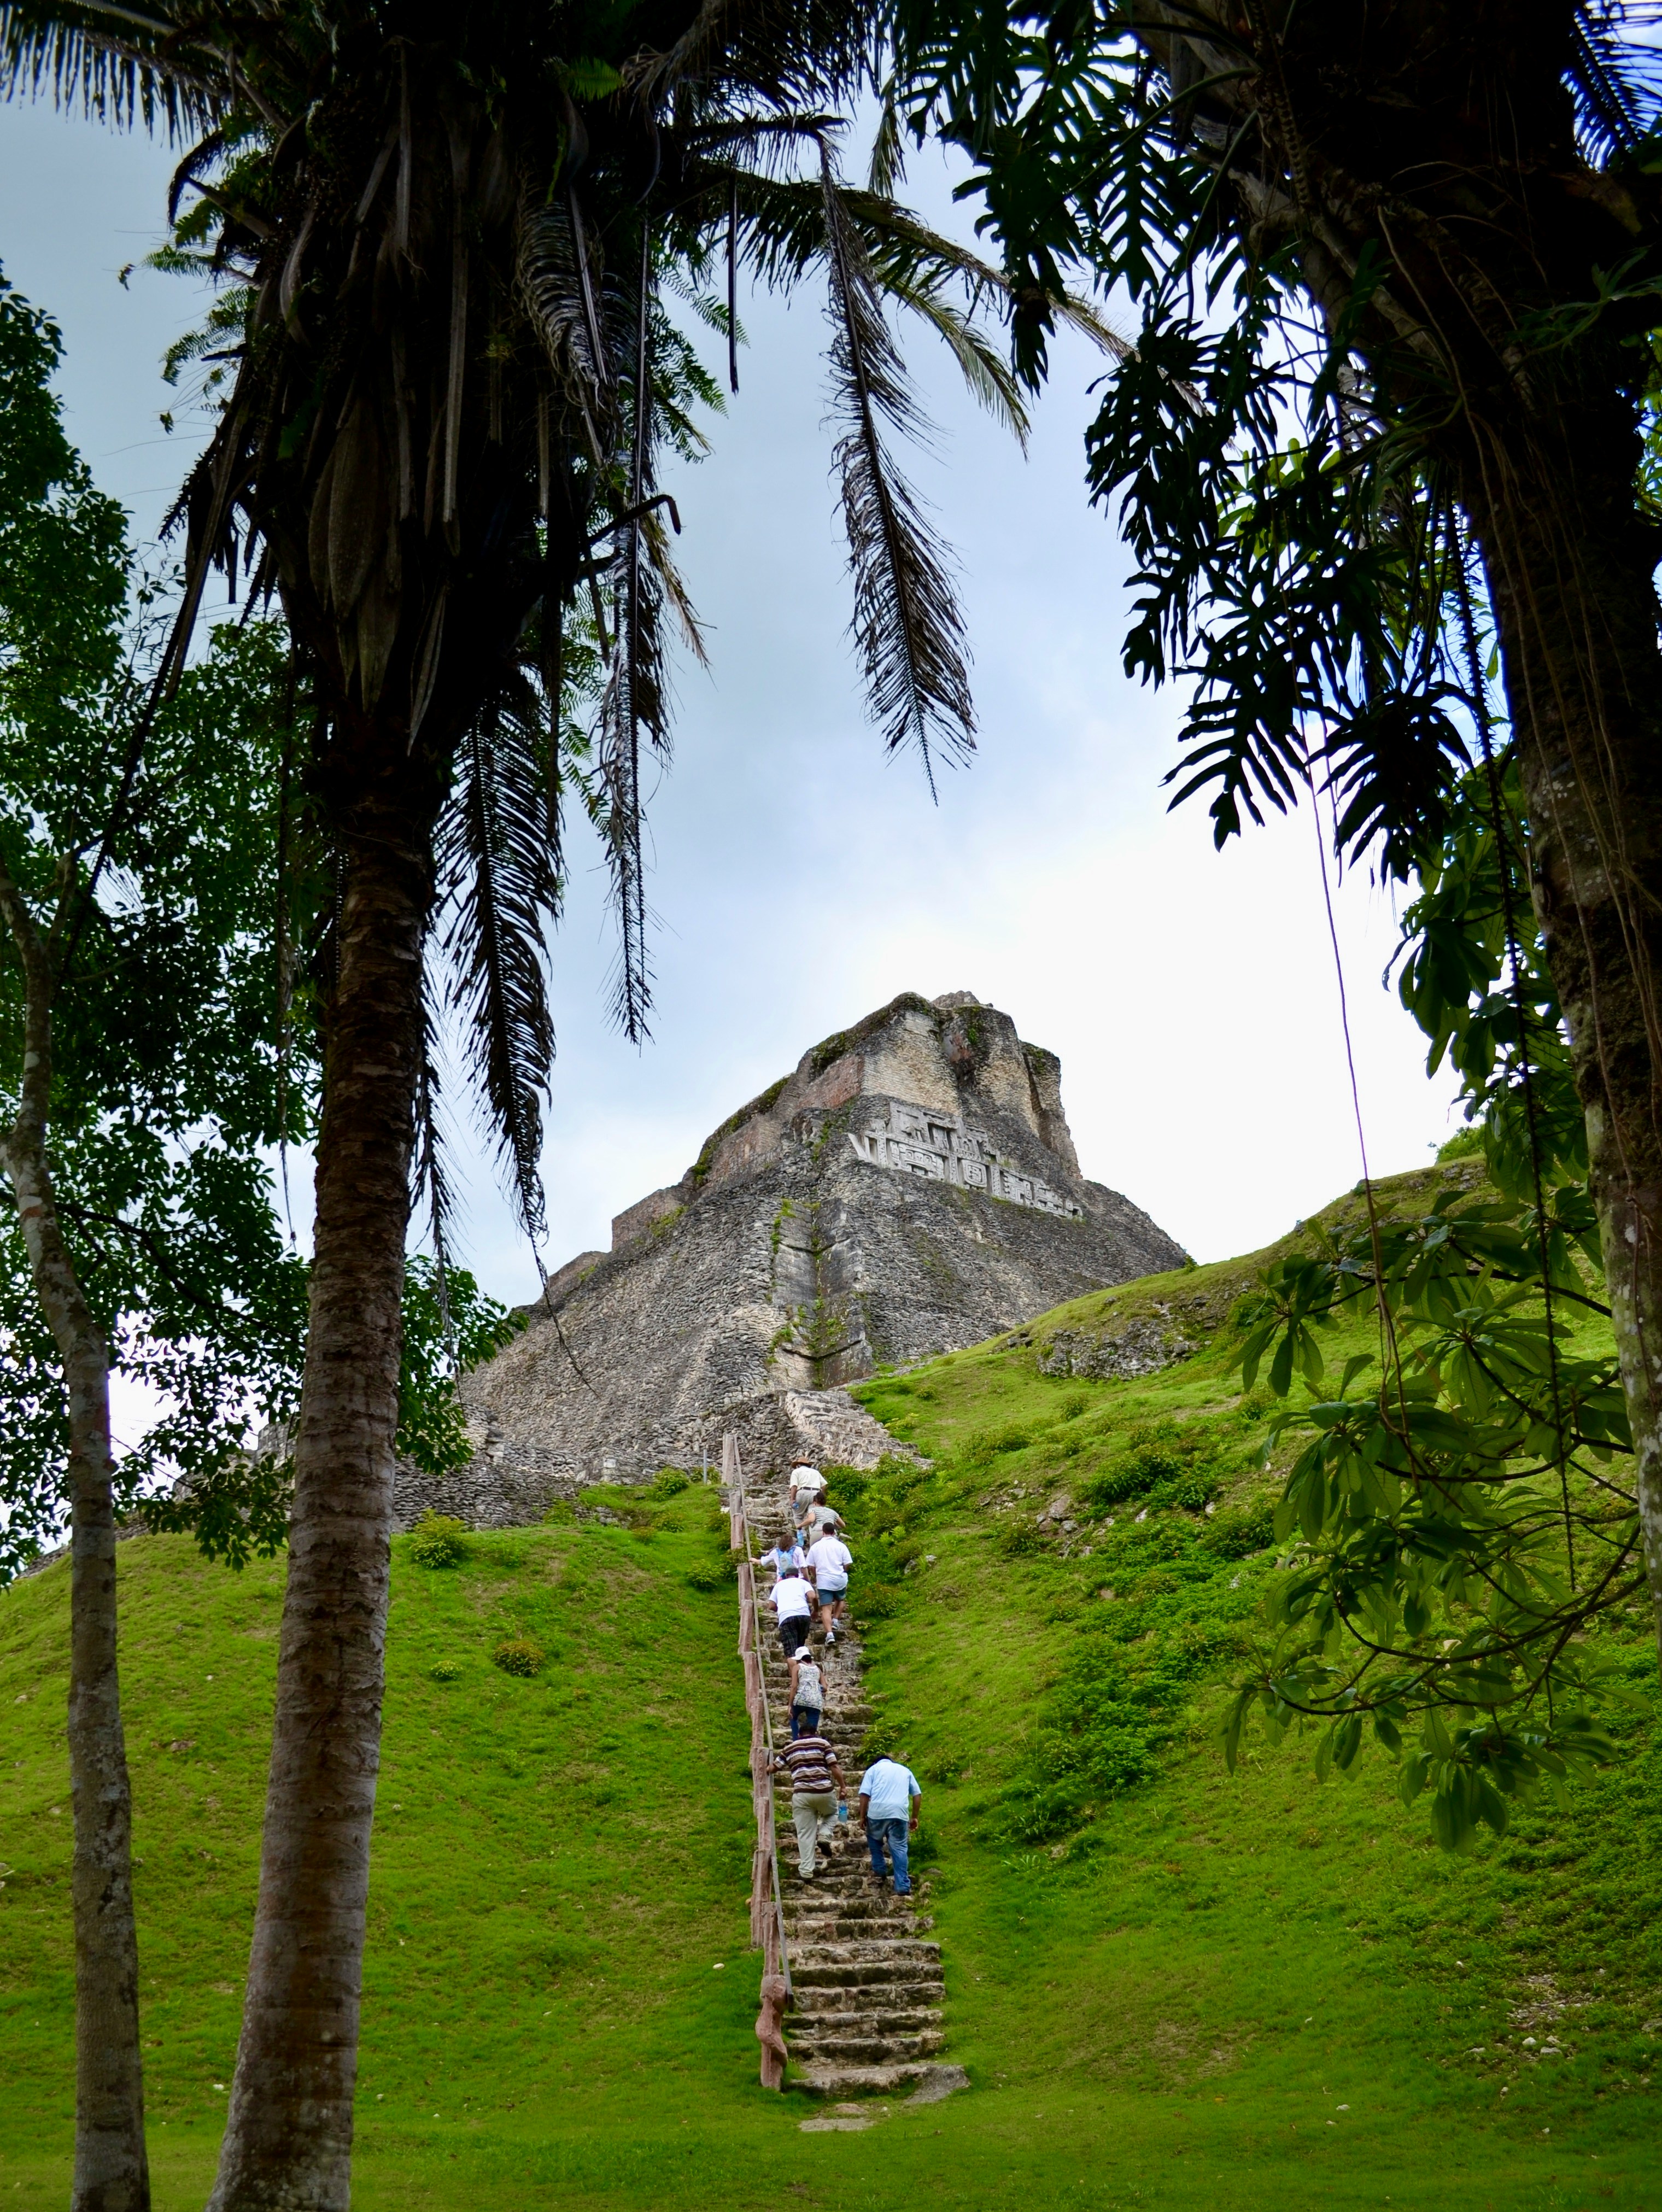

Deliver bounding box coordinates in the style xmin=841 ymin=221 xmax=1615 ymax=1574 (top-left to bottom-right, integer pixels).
xmin=435 ymin=690 xmax=562 ymax=1246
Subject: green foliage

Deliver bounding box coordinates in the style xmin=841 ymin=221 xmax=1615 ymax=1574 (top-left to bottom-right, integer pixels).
xmin=645 ymin=1467 xmax=692 ymax=1501
xmin=684 ymin=1558 xmax=733 ymax=1594
xmin=1223 ymin=1169 xmax=1632 ymax=1851
xmin=1200 ymin=1501 xmax=1277 ymax=1560
xmin=408 ymin=1514 xmax=469 ymax=1570
xmin=0 ymin=265 xmax=314 ymax=1579
xmin=994 ymin=1517 xmax=1046 ymax=1559
xmin=1437 ymin=1125 xmax=1485 ymax=1162
xmin=427 ymin=1657 xmax=463 ymax=1682
xmin=873 ymin=15 xmax=1651 ymax=1854
xmin=396 ymin=1259 xmax=525 ymax=1480
xmin=491 ymin=1637 xmax=545 ymax=1679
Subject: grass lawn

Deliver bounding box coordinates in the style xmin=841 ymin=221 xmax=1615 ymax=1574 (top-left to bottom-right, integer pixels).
xmin=2 ymin=1162 xmax=1659 ymax=2208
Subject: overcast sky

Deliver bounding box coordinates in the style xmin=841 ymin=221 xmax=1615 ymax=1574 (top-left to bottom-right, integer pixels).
xmin=1 ymin=97 xmax=1462 ymax=1312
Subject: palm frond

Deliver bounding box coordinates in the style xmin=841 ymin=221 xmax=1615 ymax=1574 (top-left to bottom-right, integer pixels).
xmin=0 ymin=2 xmax=220 ymax=132
xmin=435 ymin=691 xmax=561 ymax=1248
xmin=818 ymin=142 xmax=974 ymax=788
xmin=868 ymin=76 xmax=906 ymax=195
xmin=412 ymin=967 xmax=459 ymax=1342
xmin=629 ymin=0 xmax=871 ymax=114
xmin=514 ymin=183 xmax=611 ymax=460
xmin=1568 ymin=1 xmax=1662 ymax=157
xmin=876 ymin=270 xmax=1031 ymax=447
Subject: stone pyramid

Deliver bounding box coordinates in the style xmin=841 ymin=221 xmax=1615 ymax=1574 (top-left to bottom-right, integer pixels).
xmin=401 ymin=991 xmax=1186 ymax=1526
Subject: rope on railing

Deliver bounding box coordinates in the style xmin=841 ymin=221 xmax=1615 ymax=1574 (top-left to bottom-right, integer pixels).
xmin=724 ymin=1430 xmax=793 ymax=2090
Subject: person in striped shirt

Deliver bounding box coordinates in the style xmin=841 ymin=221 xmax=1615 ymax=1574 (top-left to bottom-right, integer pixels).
xmin=773 ymin=1729 xmax=846 ymax=1879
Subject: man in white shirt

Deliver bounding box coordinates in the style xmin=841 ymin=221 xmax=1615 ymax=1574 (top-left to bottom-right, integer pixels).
xmin=804 ymin=1528 xmax=853 ymax=1644
xmin=857 ymin=1755 xmax=922 ymax=1895
xmin=767 ymin=1561 xmax=815 ymax=1658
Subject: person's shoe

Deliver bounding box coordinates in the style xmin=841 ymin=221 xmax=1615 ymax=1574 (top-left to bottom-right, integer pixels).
xmin=826 ymin=1628 xmax=837 ymax=1645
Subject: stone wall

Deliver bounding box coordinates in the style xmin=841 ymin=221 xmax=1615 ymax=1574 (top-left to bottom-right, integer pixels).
xmin=410 ymin=990 xmax=1187 ymax=1525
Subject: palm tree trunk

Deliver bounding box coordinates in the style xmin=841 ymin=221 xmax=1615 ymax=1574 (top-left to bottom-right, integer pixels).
xmin=1470 ymin=410 xmax=1662 ymax=1656
xmin=207 ymin=781 xmax=433 ymax=2212
xmin=0 ymin=863 xmax=150 ymax=2212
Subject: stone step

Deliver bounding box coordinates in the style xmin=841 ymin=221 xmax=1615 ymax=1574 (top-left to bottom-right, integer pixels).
xmin=790 ymin=2027 xmax=946 ymax=2064
xmin=782 ymin=1888 xmax=918 ymax=1920
xmin=788 ymin=1918 xmax=928 ymax=1946
xmin=795 ymin=1981 xmax=945 ymax=2015
xmin=793 ymin=1959 xmax=943 ymax=1992
xmin=792 ymin=2002 xmax=943 ymax=2034
xmin=792 ymin=2061 xmax=965 ymax=2100
xmin=792 ymin=1938 xmax=942 ymax=1964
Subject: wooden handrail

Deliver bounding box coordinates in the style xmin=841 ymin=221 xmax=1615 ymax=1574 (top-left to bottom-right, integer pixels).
xmin=723 ymin=1430 xmax=793 ymax=2088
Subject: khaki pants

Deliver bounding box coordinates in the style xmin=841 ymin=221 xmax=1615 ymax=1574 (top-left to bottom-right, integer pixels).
xmin=792 ymin=1790 xmax=837 ymax=1875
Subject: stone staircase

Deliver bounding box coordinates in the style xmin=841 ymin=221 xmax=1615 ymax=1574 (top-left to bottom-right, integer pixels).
xmin=742 ymin=1478 xmax=952 ymax=2097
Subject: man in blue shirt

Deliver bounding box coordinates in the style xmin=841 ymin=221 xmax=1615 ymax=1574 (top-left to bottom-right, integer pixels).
xmin=857 ymin=1754 xmax=922 ymax=1896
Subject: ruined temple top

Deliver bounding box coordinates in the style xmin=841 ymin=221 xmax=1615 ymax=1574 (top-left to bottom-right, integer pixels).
xmin=602 ymin=990 xmax=1089 ymax=1255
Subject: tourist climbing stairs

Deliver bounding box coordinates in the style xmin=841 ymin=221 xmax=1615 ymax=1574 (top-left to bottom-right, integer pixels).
xmin=727 ymin=1445 xmax=950 ymax=2096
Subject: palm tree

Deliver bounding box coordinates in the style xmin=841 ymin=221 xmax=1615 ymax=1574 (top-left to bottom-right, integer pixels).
xmin=0 ymin=5 xmax=1096 ymax=2203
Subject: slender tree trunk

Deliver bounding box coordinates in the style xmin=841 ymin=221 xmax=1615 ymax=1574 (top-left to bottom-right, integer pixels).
xmin=0 ymin=862 xmax=150 ymax=2212
xmin=1468 ymin=410 xmax=1662 ymax=1653
xmin=207 ymin=778 xmax=432 ymax=2212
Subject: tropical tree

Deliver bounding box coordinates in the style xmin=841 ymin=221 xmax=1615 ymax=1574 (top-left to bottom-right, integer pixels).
xmin=0 ymin=7 xmax=1080 ymax=2203
xmin=883 ymin=3 xmax=1662 ymax=1670
xmin=0 ymin=265 xmax=314 ymax=2212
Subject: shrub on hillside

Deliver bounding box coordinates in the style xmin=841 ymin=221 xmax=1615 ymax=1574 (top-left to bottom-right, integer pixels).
xmin=428 ymin=1657 xmax=463 ymax=1682
xmin=493 ymin=1637 xmax=545 ymax=1678
xmin=969 ymin=1424 xmax=1033 ymax=1461
xmin=861 ymin=1713 xmax=904 ymax=1761
xmin=408 ymin=1512 xmax=468 ymax=1567
xmin=646 ymin=1467 xmax=692 ymax=1500
xmin=1081 ymin=1454 xmax=1166 ymax=1510
xmin=994 ymin=1516 xmax=1046 ymax=1558
xmin=1201 ymin=1502 xmax=1276 ymax=1559
xmin=1160 ymin=1470 xmax=1221 ymax=1513
xmin=685 ymin=1556 xmax=733 ymax=1593
xmin=855 ymin=1583 xmax=900 ymax=1621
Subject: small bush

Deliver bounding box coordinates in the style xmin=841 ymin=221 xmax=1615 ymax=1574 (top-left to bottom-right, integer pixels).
xmin=861 ymin=1714 xmax=904 ymax=1761
xmin=1202 ymin=1501 xmax=1277 ymax=1559
xmin=1437 ymin=1124 xmax=1484 ymax=1162
xmin=646 ymin=1467 xmax=691 ymax=1500
xmin=1160 ymin=1471 xmax=1221 ymax=1513
xmin=428 ymin=1657 xmax=463 ymax=1682
xmin=408 ymin=1513 xmax=468 ymax=1568
xmin=994 ymin=1517 xmax=1046 ymax=1558
xmin=856 ymin=1583 xmax=900 ymax=1622
xmin=972 ymin=1424 xmax=1032 ymax=1459
xmin=1082 ymin=1458 xmax=1164 ymax=1511
xmin=685 ymin=1558 xmax=733 ymax=1593
xmin=492 ymin=1637 xmax=545 ymax=1678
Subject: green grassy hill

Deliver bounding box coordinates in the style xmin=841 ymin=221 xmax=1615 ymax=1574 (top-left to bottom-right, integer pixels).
xmin=3 ymin=1158 xmax=1660 ymax=2210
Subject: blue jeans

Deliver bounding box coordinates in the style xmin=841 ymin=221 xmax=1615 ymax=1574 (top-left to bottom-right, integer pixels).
xmin=791 ymin=1704 xmax=823 ymax=1740
xmin=865 ymin=1815 xmax=911 ymax=1893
